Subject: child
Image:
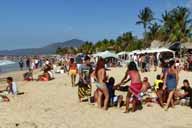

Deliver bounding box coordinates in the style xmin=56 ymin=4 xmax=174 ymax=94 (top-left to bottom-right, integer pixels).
xmin=106 ymin=77 xmax=123 ymax=108
xmin=156 ymin=82 xmax=164 ymax=108
xmin=6 ymin=77 xmax=17 ymax=95
xmin=180 ymin=79 xmax=192 ymax=108
xmin=141 ymin=77 xmax=151 ymax=93
xmin=154 ymin=75 xmax=163 ymax=91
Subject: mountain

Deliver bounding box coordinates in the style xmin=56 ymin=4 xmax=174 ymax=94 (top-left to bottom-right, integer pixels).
xmin=0 ymin=39 xmax=85 ymax=56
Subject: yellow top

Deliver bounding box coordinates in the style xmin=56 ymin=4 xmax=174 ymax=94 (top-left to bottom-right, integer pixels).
xmin=154 ymin=79 xmax=163 ymax=91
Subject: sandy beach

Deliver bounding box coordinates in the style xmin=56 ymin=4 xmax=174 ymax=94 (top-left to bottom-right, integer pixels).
xmin=0 ymin=67 xmax=192 ymax=128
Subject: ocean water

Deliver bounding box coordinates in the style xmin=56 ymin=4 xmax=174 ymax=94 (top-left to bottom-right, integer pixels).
xmin=0 ymin=60 xmax=19 ymax=73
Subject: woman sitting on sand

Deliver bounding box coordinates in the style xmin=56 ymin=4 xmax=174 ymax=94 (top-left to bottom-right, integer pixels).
xmin=23 ymin=69 xmax=33 ymax=81
xmin=117 ymin=61 xmax=142 ymax=113
xmin=94 ymin=58 xmax=109 ymax=110
xmin=69 ymin=58 xmax=78 ymax=87
xmin=38 ymin=69 xmax=51 ymax=81
xmin=163 ymin=60 xmax=179 ymax=111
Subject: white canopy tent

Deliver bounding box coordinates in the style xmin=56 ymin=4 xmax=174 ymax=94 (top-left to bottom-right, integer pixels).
xmin=117 ymin=51 xmax=129 ymax=56
xmin=129 ymin=48 xmax=175 ymax=55
xmin=94 ymin=51 xmax=118 ymax=59
xmin=117 ymin=51 xmax=129 ymax=60
xmin=128 ymin=48 xmax=175 ymax=60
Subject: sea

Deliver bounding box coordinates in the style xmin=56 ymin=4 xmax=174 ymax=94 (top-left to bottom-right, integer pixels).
xmin=0 ymin=60 xmax=19 ymax=74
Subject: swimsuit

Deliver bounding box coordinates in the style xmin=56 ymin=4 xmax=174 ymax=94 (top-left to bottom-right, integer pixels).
xmin=69 ymin=69 xmax=77 ymax=75
xmin=166 ymin=73 xmax=176 ymax=91
xmin=95 ymin=82 xmax=106 ymax=88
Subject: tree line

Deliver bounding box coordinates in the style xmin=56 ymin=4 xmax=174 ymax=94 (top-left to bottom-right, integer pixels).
xmin=56 ymin=6 xmax=192 ymax=55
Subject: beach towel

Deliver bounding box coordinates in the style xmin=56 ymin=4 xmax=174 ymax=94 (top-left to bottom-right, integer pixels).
xmin=78 ymin=83 xmax=91 ymax=99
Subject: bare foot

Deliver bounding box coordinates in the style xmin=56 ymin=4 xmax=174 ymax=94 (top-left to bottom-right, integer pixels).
xmin=124 ymin=110 xmax=129 ymax=113
xmin=164 ymin=106 xmax=168 ymax=111
xmin=102 ymin=107 xmax=108 ymax=111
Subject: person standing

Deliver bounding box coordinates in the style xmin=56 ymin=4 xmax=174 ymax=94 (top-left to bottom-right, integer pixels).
xmin=69 ymin=58 xmax=77 ymax=87
xmin=94 ymin=58 xmax=109 ymax=110
xmin=19 ymin=58 xmax=24 ymax=70
xmin=153 ymin=53 xmax=158 ymax=71
xmin=144 ymin=53 xmax=150 ymax=72
xmin=78 ymin=56 xmax=93 ymax=103
xmin=34 ymin=58 xmax=39 ymax=69
xmin=163 ymin=60 xmax=179 ymax=111
xmin=118 ymin=61 xmax=142 ymax=113
xmin=26 ymin=58 xmax=31 ymax=69
xmin=140 ymin=54 xmax=145 ymax=72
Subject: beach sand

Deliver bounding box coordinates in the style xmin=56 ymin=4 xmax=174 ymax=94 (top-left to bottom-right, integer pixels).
xmin=0 ymin=67 xmax=192 ymax=128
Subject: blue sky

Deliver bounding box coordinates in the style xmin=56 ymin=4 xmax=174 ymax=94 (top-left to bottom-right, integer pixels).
xmin=0 ymin=0 xmax=191 ymax=50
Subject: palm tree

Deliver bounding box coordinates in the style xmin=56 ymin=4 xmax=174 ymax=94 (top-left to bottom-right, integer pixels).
xmin=147 ymin=22 xmax=161 ymax=41
xmin=136 ymin=7 xmax=154 ymax=34
xmin=79 ymin=41 xmax=94 ymax=54
xmin=162 ymin=6 xmax=192 ymax=42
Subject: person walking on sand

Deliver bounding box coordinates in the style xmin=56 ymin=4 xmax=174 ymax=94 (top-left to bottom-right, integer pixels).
xmin=117 ymin=61 xmax=142 ymax=113
xmin=69 ymin=58 xmax=78 ymax=87
xmin=94 ymin=58 xmax=109 ymax=110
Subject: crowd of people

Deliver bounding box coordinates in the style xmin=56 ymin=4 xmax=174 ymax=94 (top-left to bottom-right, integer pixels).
xmin=1 ymin=53 xmax=192 ymax=113
xmin=65 ymin=54 xmax=192 ymax=112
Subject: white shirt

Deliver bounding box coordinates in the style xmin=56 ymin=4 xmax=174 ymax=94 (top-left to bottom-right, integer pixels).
xmin=45 ymin=61 xmax=49 ymax=65
xmin=11 ymin=82 xmax=17 ymax=95
xmin=35 ymin=59 xmax=39 ymax=64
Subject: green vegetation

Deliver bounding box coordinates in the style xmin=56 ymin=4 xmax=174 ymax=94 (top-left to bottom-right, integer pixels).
xmin=56 ymin=6 xmax=192 ymax=55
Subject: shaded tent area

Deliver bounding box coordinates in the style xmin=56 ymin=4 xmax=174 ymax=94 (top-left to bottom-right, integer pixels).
xmin=93 ymin=51 xmax=118 ymax=59
xmin=129 ymin=48 xmax=175 ymax=56
xmin=117 ymin=51 xmax=129 ymax=60
xmin=128 ymin=48 xmax=175 ymax=61
xmin=93 ymin=51 xmax=120 ymax=67
xmin=169 ymin=42 xmax=192 ymax=55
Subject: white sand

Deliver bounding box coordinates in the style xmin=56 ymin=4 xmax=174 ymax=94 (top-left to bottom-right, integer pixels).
xmin=0 ymin=67 xmax=192 ymax=128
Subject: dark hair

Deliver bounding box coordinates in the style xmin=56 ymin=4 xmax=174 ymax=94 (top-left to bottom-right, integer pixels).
xmin=158 ymin=82 xmax=164 ymax=89
xmin=183 ymin=79 xmax=189 ymax=85
xmin=156 ymin=74 xmax=161 ymax=80
xmin=128 ymin=61 xmax=138 ymax=71
xmin=7 ymin=77 xmax=13 ymax=82
xmin=84 ymin=55 xmax=90 ymax=61
xmin=168 ymin=60 xmax=175 ymax=68
xmin=109 ymin=77 xmax=115 ymax=85
xmin=95 ymin=58 xmax=105 ymax=78
xmin=70 ymin=58 xmax=74 ymax=63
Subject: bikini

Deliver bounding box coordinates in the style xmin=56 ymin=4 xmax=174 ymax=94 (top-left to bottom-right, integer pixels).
xmin=69 ymin=64 xmax=77 ymax=75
